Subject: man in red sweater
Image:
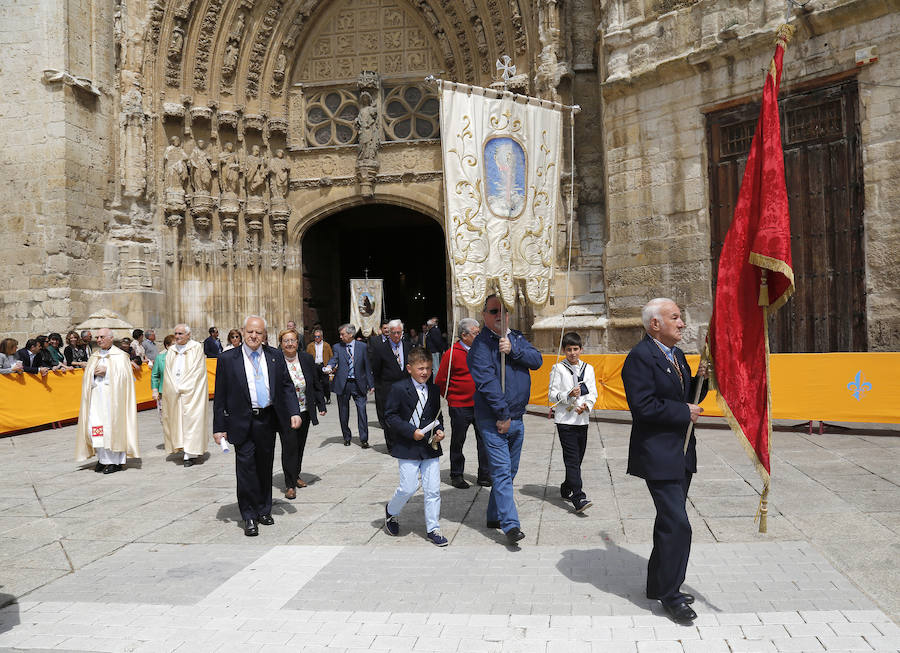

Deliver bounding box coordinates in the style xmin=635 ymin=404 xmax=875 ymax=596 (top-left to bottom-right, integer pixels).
xmin=435 ymin=317 xmax=491 ymax=489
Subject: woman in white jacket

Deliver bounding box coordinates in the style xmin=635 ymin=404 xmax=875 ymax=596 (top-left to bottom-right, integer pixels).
xmin=548 ymin=332 xmax=598 ymax=513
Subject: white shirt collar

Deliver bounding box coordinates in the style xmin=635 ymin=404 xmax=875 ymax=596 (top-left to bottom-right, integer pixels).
xmin=243 ymin=343 xmax=263 ymax=357
xmin=412 ymin=379 xmax=428 ymax=393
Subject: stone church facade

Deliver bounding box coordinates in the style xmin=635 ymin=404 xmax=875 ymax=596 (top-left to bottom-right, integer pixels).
xmin=1 ymin=0 xmax=897 ymax=352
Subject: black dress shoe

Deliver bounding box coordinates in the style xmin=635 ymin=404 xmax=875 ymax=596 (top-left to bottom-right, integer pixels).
xmin=505 ymin=527 xmax=525 ymax=543
xmin=94 ymin=461 xmax=104 ymax=473
xmin=477 ymin=478 xmax=492 ymax=487
xmin=486 ymin=520 xmax=501 ymax=529
xmin=343 ymin=440 xmax=351 ymax=446
xmin=663 ymin=601 xmax=697 ymax=623
xmin=103 ymin=464 xmax=120 ymax=474
xmin=361 ymin=441 xmax=370 ymax=449
xmin=648 ymin=592 xmax=695 ymax=604
xmin=258 ymin=514 xmax=275 ymax=526
xmin=183 ymin=458 xmax=194 ymax=468
xmin=450 ymin=477 xmax=470 ymax=489
xmin=244 ymin=519 xmax=258 ymax=536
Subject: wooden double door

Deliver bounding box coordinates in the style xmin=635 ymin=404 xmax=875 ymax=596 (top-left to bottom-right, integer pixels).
xmin=707 ymin=79 xmax=866 ymax=353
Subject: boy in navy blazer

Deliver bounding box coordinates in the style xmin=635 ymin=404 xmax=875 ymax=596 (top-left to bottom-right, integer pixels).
xmin=383 ymin=347 xmax=448 ymax=546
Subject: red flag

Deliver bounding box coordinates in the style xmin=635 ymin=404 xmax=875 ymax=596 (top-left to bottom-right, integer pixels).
xmin=708 ymin=25 xmax=796 ymax=531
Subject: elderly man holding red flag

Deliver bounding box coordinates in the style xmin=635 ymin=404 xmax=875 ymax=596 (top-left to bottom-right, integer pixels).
xmin=622 ymin=298 xmax=708 ymax=624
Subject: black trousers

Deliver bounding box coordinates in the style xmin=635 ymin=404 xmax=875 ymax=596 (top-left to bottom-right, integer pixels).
xmin=234 ymin=409 xmax=277 ymax=522
xmin=645 ymin=474 xmax=693 ymax=605
xmin=556 ymin=423 xmax=589 ymax=504
xmin=279 ymin=410 xmax=311 ymax=489
xmin=337 ymin=378 xmax=368 ymax=443
xmin=448 ymin=405 xmax=490 ymax=482
xmin=317 ymin=364 xmax=331 ymax=401
xmin=378 ymin=380 xmax=399 ymax=451
xmin=374 ymin=379 xmax=387 ymax=427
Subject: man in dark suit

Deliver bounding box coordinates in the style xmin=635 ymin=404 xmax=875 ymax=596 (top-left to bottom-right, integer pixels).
xmin=425 ymin=317 xmax=447 ymax=375
xmin=368 ymin=321 xmax=389 ymax=426
xmin=622 ymin=298 xmax=708 ymax=624
xmin=17 ymin=339 xmax=49 ymax=375
xmin=324 ymin=323 xmax=375 ymax=448
xmin=371 ymin=319 xmax=411 ymax=453
xmin=212 ymin=316 xmax=301 ymax=536
xmin=203 ymin=327 xmax=223 ymax=358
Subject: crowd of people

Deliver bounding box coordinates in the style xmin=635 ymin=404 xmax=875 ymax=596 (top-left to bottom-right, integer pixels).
xmin=10 ymin=296 xmax=709 ymax=623
xmin=0 ymin=329 xmax=161 ymax=376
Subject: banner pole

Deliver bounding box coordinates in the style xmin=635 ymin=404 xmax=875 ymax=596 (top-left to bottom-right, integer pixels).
xmin=683 ymin=331 xmax=708 ymax=454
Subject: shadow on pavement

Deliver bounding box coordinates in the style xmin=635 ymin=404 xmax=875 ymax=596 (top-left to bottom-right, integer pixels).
xmin=519 ymin=483 xmax=587 ymax=517
xmin=0 ymin=591 xmax=19 ymax=634
xmin=557 ymin=535 xmax=714 ymax=614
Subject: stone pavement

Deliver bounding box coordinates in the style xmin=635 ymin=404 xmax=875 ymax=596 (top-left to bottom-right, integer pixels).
xmin=0 ymin=398 xmax=898 ymax=652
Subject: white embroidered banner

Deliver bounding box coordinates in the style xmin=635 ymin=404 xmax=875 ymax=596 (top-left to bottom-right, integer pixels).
xmin=349 ymin=278 xmax=383 ymax=337
xmin=440 ymin=82 xmax=563 ymax=309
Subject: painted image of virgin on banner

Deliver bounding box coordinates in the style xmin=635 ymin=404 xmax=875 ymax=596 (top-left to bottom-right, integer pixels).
xmin=484 ymin=136 xmax=527 ymax=219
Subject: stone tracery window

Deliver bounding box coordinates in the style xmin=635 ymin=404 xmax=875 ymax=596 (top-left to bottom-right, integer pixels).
xmin=382 ymin=84 xmax=440 ymax=141
xmin=305 ymin=88 xmax=359 ymax=146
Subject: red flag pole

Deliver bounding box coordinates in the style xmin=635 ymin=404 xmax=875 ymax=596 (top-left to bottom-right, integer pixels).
xmin=708 ymin=24 xmax=797 ymax=534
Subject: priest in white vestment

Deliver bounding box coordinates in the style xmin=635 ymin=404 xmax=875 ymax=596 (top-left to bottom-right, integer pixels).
xmin=75 ymin=328 xmax=140 ymax=474
xmin=161 ymin=324 xmax=210 ymax=466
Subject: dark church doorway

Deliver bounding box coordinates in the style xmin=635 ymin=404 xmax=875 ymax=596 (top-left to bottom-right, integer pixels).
xmin=301 ymin=204 xmax=447 ymax=343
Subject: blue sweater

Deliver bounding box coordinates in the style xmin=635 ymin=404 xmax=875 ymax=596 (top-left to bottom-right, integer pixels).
xmin=467 ymin=327 xmax=543 ymax=423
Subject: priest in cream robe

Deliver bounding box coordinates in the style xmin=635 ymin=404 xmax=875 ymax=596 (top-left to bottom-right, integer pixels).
xmin=75 ymin=328 xmax=140 ymax=474
xmin=161 ymin=324 xmax=210 ymax=467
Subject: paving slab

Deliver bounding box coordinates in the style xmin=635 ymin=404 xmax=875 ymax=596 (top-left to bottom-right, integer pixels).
xmin=0 ymin=400 xmax=897 ymax=652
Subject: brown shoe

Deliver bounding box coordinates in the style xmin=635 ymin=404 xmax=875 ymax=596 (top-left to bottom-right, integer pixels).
xmin=285 ymin=487 xmax=296 ymax=499
xmin=296 ymin=478 xmax=307 ymax=488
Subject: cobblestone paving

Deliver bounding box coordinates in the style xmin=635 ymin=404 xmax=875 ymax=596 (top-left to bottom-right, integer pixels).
xmin=0 ymin=399 xmax=897 ymax=652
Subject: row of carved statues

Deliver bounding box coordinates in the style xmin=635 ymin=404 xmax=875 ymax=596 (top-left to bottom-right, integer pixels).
xmin=163 ymin=137 xmax=291 ymax=202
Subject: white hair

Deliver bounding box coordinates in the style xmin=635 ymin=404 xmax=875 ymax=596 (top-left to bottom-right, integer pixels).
xmin=387 ymin=319 xmax=403 ymax=329
xmin=339 ymin=323 xmax=355 ymax=336
xmin=641 ymin=298 xmax=676 ymax=332
xmin=458 ymin=318 xmax=479 ymax=338
xmin=243 ymin=315 xmax=267 ymax=330
xmin=174 ymin=323 xmax=191 ymax=335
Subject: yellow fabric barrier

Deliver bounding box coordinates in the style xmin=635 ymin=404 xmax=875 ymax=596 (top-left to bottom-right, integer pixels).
xmin=528 ymin=353 xmax=900 ymax=424
xmin=2 ymin=354 xmax=897 ymax=434
xmin=0 ymin=360 xmax=219 ymax=435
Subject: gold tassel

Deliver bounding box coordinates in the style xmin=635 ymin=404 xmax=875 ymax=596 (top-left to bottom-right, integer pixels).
xmin=755 ymin=483 xmax=769 ymax=533
xmin=758 ymin=269 xmax=769 ymax=307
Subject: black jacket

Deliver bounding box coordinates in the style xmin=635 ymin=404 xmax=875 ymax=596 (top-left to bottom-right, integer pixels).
xmin=385 ymin=377 xmax=444 ymax=460
xmin=622 ymin=335 xmax=708 ymax=480
xmin=212 ymin=345 xmax=301 ymax=444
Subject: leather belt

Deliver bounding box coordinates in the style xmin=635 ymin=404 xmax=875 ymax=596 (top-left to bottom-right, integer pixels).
xmin=251 ymin=406 xmax=273 ymax=416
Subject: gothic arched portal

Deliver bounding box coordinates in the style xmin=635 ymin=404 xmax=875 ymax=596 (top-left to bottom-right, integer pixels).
xmin=301 ymin=205 xmax=447 ymax=341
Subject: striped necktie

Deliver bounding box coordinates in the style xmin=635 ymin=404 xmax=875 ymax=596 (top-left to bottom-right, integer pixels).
xmin=411 ymin=384 xmax=427 ymax=427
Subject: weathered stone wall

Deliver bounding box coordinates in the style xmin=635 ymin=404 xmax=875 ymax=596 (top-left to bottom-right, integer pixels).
xmin=0 ymin=0 xmax=117 ymax=342
xmin=599 ymin=0 xmax=900 ymax=352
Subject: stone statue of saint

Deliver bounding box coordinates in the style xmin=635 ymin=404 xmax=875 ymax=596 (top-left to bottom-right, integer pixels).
xmin=273 ymin=50 xmax=287 ymax=83
xmin=217 ymin=141 xmax=240 ymax=197
xmin=188 ymin=139 xmax=215 ymax=194
xmin=356 ymin=91 xmax=379 ymax=162
xmin=168 ymin=27 xmax=184 ymax=61
xmin=222 ymin=41 xmax=239 ymax=78
xmin=164 ymin=135 xmax=189 ymax=193
xmin=227 ymin=13 xmax=245 ymax=43
xmin=269 ymin=149 xmax=290 ymax=200
xmin=245 ymin=145 xmax=268 ymax=198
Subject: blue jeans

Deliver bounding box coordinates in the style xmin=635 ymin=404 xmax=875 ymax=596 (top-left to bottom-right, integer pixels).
xmin=387 ymin=457 xmax=441 ymax=533
xmin=478 ymin=418 xmax=524 ymax=533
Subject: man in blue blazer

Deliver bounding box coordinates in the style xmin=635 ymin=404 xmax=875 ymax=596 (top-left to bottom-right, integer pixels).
xmin=212 ymin=316 xmax=301 ymax=536
xmin=622 ymin=298 xmax=708 ymax=623
xmin=324 ymin=323 xmax=375 ymax=447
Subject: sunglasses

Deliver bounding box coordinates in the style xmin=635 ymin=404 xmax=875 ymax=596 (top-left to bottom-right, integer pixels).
xmin=486 ymin=308 xmax=501 ymax=315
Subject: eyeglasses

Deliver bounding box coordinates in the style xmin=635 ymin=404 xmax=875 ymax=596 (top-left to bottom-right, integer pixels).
xmin=486 ymin=308 xmax=501 ymax=315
